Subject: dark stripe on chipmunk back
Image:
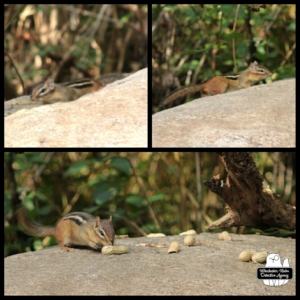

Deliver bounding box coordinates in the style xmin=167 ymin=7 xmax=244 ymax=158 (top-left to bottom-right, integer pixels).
xmin=224 ymin=75 xmax=239 ymax=80
xmin=63 ymin=79 xmax=94 ymax=89
xmin=64 ymin=217 xmax=86 ymax=226
xmin=63 ymin=212 xmax=94 ymax=225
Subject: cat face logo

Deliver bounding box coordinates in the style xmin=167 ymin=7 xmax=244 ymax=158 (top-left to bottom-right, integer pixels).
xmin=262 ymin=253 xmax=290 ymax=286
xmin=265 ymin=253 xmax=283 ymax=267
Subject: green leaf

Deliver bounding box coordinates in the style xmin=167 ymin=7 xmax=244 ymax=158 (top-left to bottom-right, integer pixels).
xmin=110 ymin=157 xmax=132 ymax=175
xmin=148 ymin=193 xmax=166 ymax=203
xmin=64 ymin=161 xmax=89 ymax=177
xmin=126 ymin=195 xmax=144 ymax=207
xmin=93 ymin=184 xmax=116 ymax=205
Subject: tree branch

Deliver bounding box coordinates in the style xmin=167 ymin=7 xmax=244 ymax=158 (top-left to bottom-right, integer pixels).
xmin=204 ymin=152 xmax=295 ymax=231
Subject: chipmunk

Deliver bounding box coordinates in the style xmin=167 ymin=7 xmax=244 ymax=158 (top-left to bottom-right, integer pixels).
xmin=30 ymin=73 xmax=129 ymax=104
xmin=17 ymin=208 xmax=115 ymax=251
xmin=161 ymin=61 xmax=272 ymax=107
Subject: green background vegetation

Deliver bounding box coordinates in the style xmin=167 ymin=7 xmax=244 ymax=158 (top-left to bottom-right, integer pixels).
xmin=4 ymin=152 xmax=295 ymax=257
xmin=4 ymin=4 xmax=147 ymax=99
xmin=152 ymin=4 xmax=295 ymax=111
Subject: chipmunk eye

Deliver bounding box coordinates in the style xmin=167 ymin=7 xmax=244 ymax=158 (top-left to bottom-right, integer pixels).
xmin=258 ymin=68 xmax=265 ymax=73
xmin=100 ymin=230 xmax=105 ymax=237
xmin=39 ymin=88 xmax=47 ymax=93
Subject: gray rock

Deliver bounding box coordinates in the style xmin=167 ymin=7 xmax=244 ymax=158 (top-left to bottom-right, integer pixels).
xmin=153 ymin=79 xmax=295 ymax=147
xmin=5 ymin=69 xmax=147 ymax=147
xmin=4 ymin=233 xmax=295 ymax=295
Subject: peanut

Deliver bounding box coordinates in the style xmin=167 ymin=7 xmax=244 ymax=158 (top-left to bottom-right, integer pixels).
xmin=102 ymin=245 xmax=129 ymax=255
xmin=184 ymin=235 xmax=196 ymax=246
xmin=147 ymin=233 xmax=166 ymax=237
xmin=179 ymin=230 xmax=197 ymax=235
xmin=168 ymin=242 xmax=180 ymax=253
xmin=252 ymin=251 xmax=267 ymax=264
xmin=219 ymin=231 xmax=232 ymax=241
xmin=239 ymin=250 xmax=256 ymax=262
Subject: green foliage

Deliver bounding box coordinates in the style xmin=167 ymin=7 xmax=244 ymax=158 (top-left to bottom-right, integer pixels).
xmin=4 ymin=152 xmax=296 ymax=257
xmin=65 ymin=161 xmax=91 ymax=177
xmin=126 ymin=195 xmax=144 ymax=207
xmin=4 ymin=4 xmax=147 ymax=94
xmin=152 ymin=4 xmax=295 ymax=111
xmin=110 ymin=157 xmax=132 ymax=175
xmin=93 ymin=184 xmax=117 ymax=206
xmin=248 ymin=228 xmax=296 ymax=238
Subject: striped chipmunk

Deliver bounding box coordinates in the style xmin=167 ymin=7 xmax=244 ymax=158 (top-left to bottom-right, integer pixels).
xmin=160 ymin=61 xmax=272 ymax=108
xmin=17 ymin=208 xmax=115 ymax=251
xmin=30 ymin=73 xmax=130 ymax=104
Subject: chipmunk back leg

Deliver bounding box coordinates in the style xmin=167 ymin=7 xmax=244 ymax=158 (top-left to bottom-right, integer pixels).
xmin=55 ymin=219 xmax=73 ymax=251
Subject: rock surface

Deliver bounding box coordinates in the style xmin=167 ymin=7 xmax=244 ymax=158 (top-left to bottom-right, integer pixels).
xmin=5 ymin=69 xmax=147 ymax=147
xmin=5 ymin=233 xmax=295 ymax=295
xmin=153 ymin=79 xmax=295 ymax=147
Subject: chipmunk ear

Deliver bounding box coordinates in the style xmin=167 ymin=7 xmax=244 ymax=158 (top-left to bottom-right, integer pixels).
xmin=46 ymin=77 xmax=55 ymax=90
xmin=250 ymin=62 xmax=256 ymax=71
xmin=94 ymin=216 xmax=101 ymax=229
xmin=108 ymin=216 xmax=113 ymax=223
xmin=46 ymin=77 xmax=54 ymax=88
